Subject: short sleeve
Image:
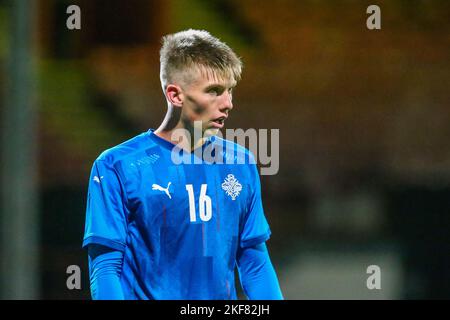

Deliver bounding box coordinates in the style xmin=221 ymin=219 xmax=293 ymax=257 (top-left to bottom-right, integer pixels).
xmin=82 ymin=160 xmax=129 ymax=252
xmin=239 ymin=163 xmax=271 ymax=248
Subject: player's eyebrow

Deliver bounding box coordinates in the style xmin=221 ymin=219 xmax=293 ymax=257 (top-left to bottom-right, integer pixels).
xmin=204 ymin=82 xmax=236 ymax=91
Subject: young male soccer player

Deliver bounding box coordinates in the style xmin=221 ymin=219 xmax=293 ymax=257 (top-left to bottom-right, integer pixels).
xmin=82 ymin=29 xmax=283 ymax=300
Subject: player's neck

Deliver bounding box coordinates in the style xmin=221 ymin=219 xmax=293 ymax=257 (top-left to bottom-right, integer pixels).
xmin=154 ymin=110 xmax=206 ymax=153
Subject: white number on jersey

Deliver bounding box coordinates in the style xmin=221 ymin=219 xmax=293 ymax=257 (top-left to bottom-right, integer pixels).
xmin=185 ymin=184 xmax=212 ymax=222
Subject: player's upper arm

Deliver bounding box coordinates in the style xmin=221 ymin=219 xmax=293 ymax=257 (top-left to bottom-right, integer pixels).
xmin=239 ymin=162 xmax=271 ymax=248
xmin=82 ymin=159 xmax=129 ymax=252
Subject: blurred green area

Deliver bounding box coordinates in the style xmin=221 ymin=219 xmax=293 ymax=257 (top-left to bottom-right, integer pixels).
xmin=38 ymin=60 xmax=129 ymax=158
xmin=0 ymin=6 xmax=7 ymax=59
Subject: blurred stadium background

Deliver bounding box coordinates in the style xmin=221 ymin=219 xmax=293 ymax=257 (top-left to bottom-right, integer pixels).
xmin=0 ymin=0 xmax=449 ymax=299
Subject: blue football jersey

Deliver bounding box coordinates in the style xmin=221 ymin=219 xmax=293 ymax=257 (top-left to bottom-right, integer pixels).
xmin=82 ymin=129 xmax=271 ymax=299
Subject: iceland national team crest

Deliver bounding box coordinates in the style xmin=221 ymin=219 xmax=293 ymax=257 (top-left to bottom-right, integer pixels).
xmin=221 ymin=174 xmax=242 ymax=200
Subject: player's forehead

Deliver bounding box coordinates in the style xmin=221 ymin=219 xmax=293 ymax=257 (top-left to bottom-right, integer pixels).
xmin=189 ymin=65 xmax=237 ymax=88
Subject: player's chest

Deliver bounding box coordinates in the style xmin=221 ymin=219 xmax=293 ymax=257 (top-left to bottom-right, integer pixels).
xmin=127 ymin=164 xmax=249 ymax=226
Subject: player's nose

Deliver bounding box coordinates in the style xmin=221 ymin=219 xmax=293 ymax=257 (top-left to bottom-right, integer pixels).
xmin=221 ymin=90 xmax=233 ymax=112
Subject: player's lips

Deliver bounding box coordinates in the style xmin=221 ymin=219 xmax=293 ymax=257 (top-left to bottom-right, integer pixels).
xmin=211 ymin=116 xmax=227 ymax=128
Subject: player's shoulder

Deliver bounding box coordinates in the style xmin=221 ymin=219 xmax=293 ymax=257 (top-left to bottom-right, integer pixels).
xmin=95 ymin=130 xmax=155 ymax=166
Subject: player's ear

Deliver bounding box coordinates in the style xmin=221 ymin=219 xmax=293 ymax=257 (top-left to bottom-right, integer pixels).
xmin=166 ymin=84 xmax=183 ymax=107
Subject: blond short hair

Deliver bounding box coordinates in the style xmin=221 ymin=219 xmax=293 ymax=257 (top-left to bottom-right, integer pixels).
xmin=160 ymin=29 xmax=242 ymax=89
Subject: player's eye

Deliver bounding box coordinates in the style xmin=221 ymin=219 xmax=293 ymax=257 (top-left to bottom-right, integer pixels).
xmin=207 ymin=87 xmax=223 ymax=96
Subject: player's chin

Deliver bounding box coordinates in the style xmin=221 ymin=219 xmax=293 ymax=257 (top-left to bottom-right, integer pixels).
xmin=204 ymin=127 xmax=221 ymax=137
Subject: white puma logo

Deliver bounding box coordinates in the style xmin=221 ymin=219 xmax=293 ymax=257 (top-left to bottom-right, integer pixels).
xmin=93 ymin=176 xmax=104 ymax=183
xmin=152 ymin=182 xmax=172 ymax=199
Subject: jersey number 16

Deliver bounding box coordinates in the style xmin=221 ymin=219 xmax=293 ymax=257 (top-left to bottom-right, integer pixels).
xmin=185 ymin=184 xmax=212 ymax=222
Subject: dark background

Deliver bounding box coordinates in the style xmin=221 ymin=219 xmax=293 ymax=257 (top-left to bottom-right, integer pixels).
xmin=1 ymin=0 xmax=449 ymax=299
